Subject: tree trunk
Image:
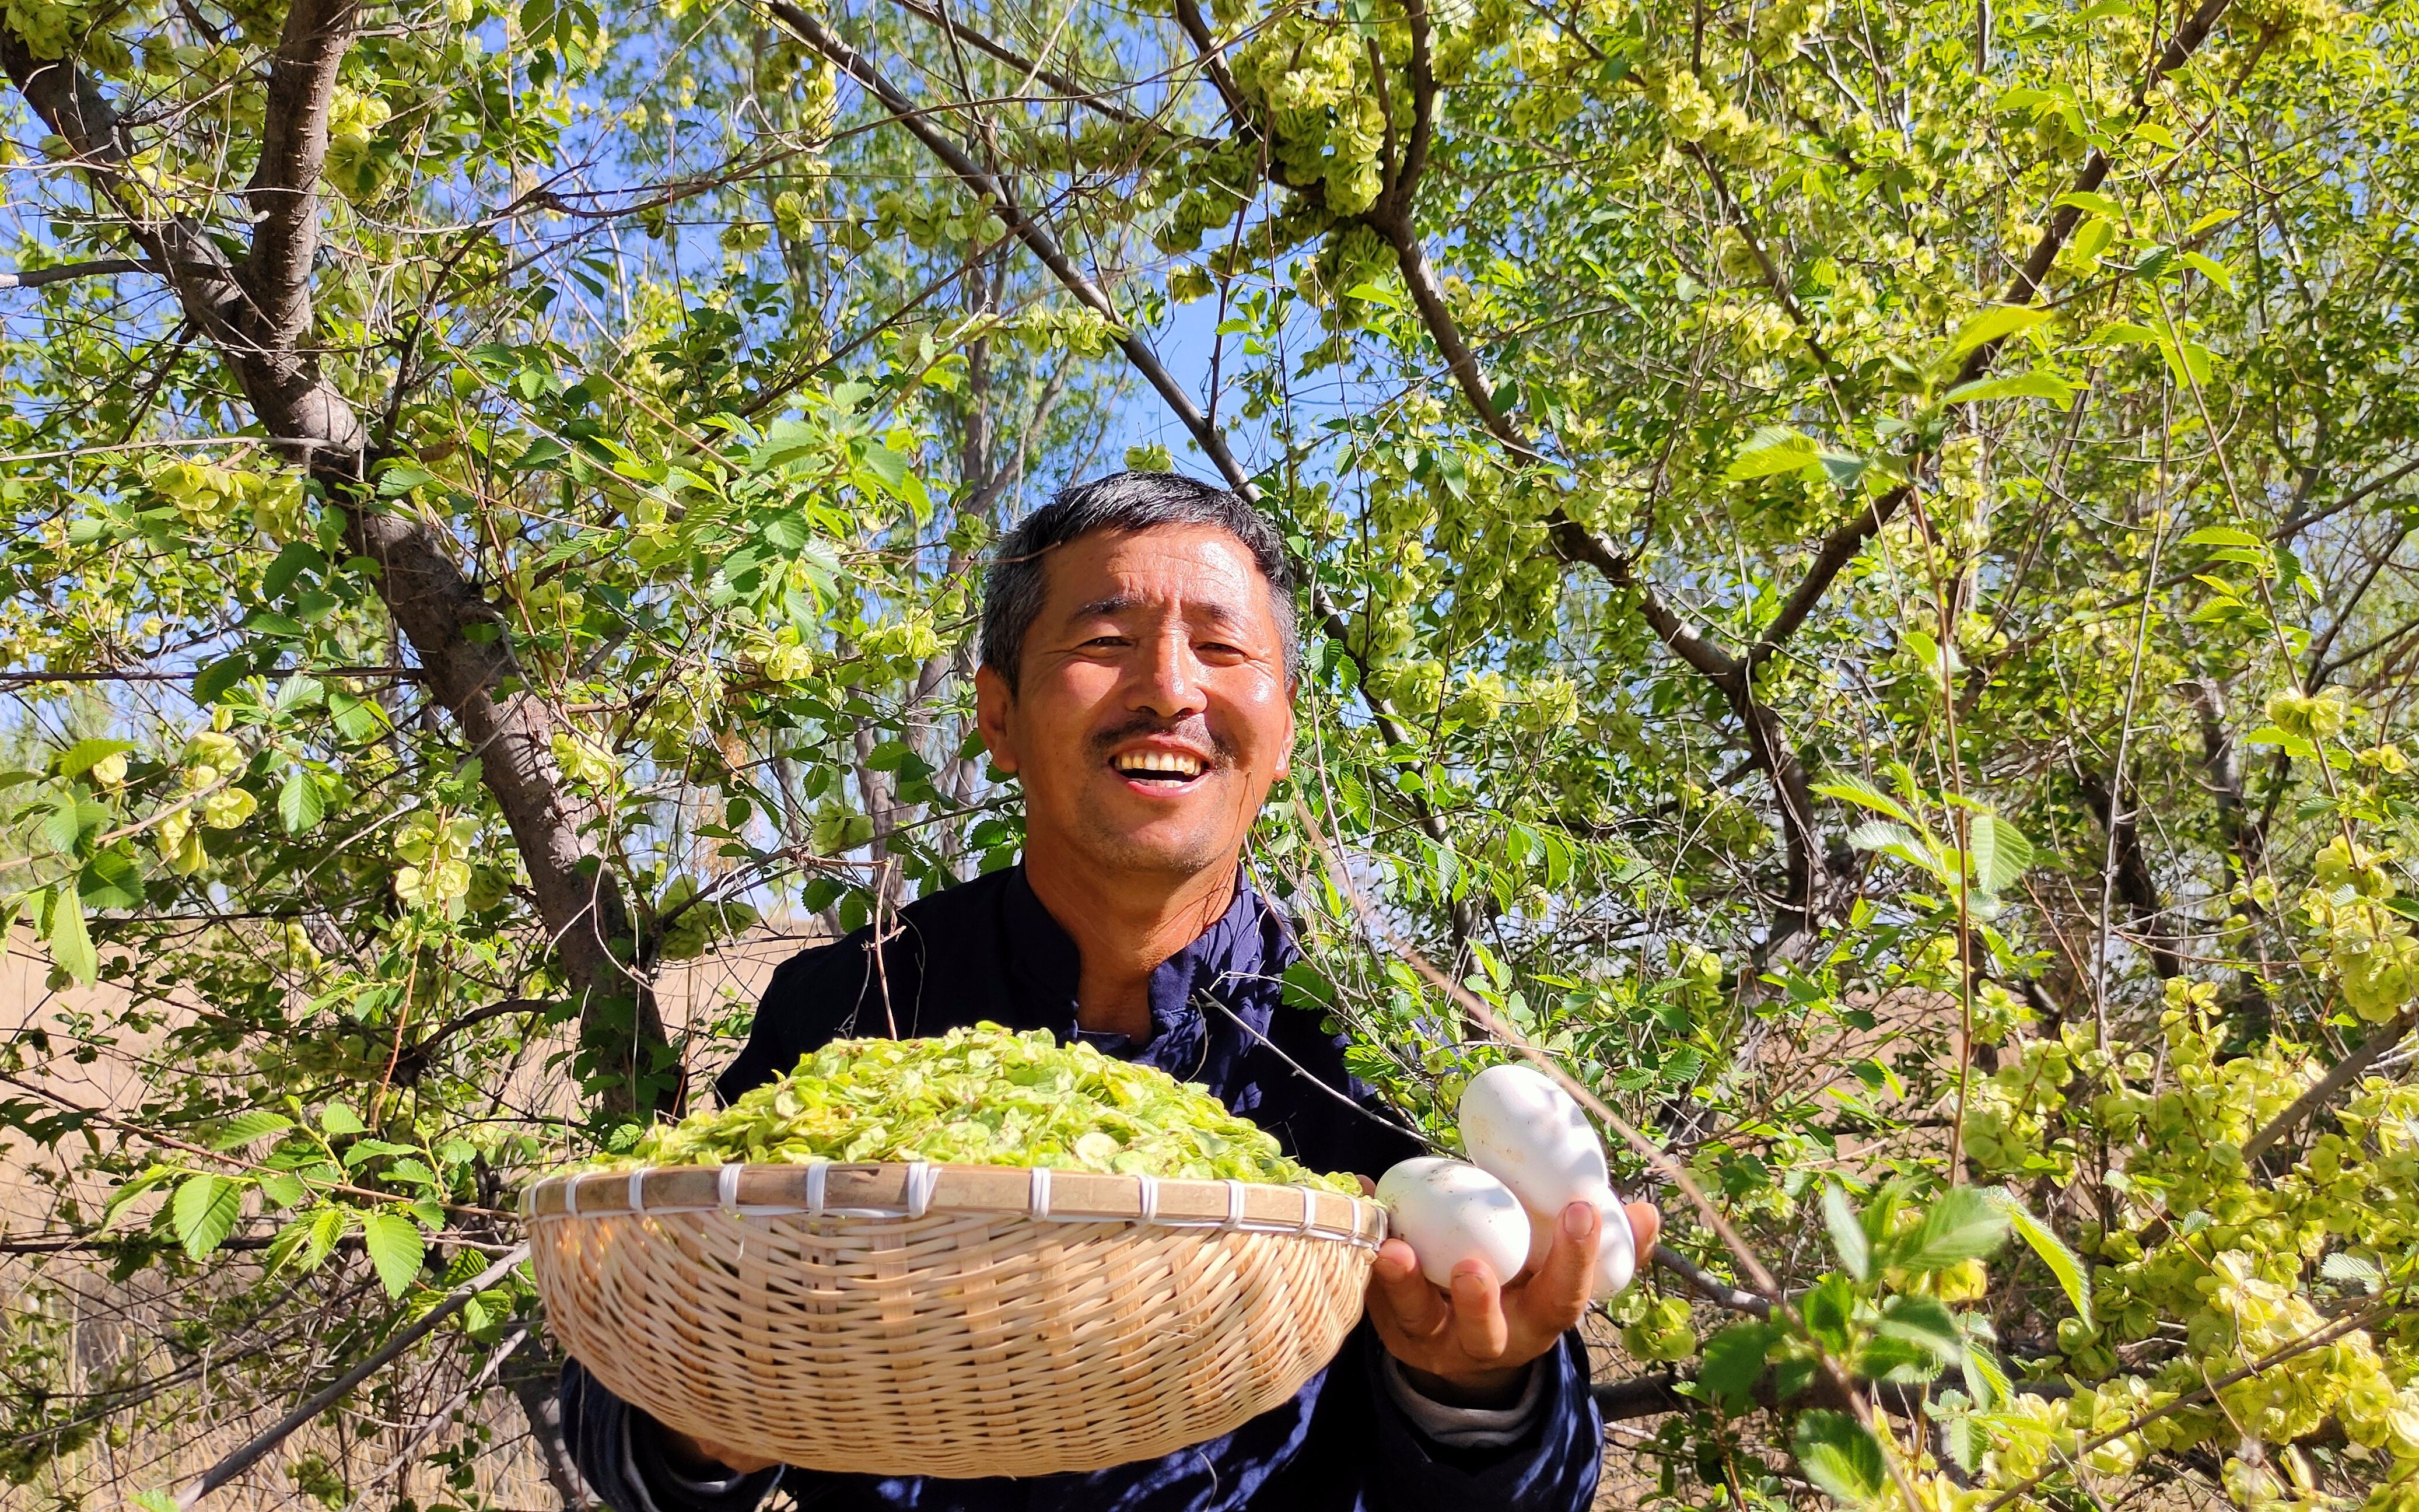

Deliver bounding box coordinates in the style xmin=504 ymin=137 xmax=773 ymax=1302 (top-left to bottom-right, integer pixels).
xmin=0 ymin=17 xmax=680 ymax=1117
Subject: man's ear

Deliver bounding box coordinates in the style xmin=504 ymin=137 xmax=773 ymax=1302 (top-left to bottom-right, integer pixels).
xmin=1272 ymin=682 xmax=1296 ymax=782
xmin=974 ymin=663 xmax=1019 ymax=775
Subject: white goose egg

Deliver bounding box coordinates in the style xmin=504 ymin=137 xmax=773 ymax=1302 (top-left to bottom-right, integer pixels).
xmin=1458 ymin=1062 xmax=1638 ymax=1298
xmin=1375 ymin=1157 xmax=1534 ymax=1289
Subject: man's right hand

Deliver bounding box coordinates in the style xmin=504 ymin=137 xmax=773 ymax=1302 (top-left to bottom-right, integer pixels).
xmin=656 ymin=1423 xmax=780 ymax=1476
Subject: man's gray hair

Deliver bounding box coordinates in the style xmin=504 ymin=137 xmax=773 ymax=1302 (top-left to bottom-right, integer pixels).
xmin=979 ymin=471 xmax=1301 ymax=692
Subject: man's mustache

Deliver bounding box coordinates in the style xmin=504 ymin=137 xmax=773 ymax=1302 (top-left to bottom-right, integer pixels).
xmin=1090 ymin=715 xmax=1237 ymax=766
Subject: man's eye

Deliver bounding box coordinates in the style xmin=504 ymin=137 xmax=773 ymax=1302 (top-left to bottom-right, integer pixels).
xmin=1081 ymin=636 xmax=1129 ymax=649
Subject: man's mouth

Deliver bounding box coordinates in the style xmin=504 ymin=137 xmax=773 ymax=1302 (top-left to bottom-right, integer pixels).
xmin=1111 ymin=749 xmax=1207 ymax=786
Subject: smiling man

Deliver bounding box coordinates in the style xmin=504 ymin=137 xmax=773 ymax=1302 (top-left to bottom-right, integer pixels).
xmin=559 ymin=471 xmax=1658 ymax=1512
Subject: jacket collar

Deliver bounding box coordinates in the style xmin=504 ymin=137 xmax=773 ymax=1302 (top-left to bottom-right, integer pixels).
xmin=999 ymin=863 xmax=1265 ymax=1068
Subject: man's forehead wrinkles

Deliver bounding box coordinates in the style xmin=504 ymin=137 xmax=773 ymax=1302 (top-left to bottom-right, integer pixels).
xmin=1065 ymin=593 xmax=1256 ymax=626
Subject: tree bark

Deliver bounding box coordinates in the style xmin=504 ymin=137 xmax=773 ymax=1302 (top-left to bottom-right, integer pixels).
xmin=2078 ymin=767 xmax=2183 ymax=981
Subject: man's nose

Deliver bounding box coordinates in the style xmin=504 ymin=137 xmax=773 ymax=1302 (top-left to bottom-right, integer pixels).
xmin=1129 ymin=629 xmax=1206 ymax=719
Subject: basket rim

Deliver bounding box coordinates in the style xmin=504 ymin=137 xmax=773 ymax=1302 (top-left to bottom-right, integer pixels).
xmin=522 ymin=1160 xmax=1386 ymax=1248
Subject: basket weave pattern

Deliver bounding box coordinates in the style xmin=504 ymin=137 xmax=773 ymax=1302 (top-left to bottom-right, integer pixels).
xmin=526 ymin=1163 xmax=1383 ymax=1479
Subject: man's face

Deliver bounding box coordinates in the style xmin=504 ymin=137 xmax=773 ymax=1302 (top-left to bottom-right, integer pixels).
xmin=975 ymin=524 xmax=1294 ymax=882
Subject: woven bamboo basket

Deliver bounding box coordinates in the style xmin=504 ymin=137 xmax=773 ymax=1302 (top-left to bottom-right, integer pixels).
xmin=523 ymin=1161 xmax=1385 ymax=1478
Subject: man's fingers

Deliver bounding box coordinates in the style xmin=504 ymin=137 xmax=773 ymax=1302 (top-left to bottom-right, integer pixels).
xmin=1513 ymin=1200 xmax=1600 ymax=1334
xmin=1625 ymin=1200 xmax=1662 ymax=1262
xmin=1448 ymin=1262 xmax=1510 ymax=1361
xmin=1370 ymin=1239 xmax=1450 ymax=1335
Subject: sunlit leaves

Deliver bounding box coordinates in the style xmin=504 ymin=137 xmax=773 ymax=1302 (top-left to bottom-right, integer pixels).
xmin=1794 ymin=1411 xmax=1888 ymax=1506
xmin=359 ymin=1212 xmax=428 ymax=1297
xmin=170 ymin=1174 xmax=245 ymax=1260
xmin=1823 ymin=1181 xmax=1871 ymax=1280
xmin=1947 ymin=304 xmax=2053 ymax=357
xmin=1725 ymin=425 xmax=1821 ymax=480
xmin=1992 ymin=1188 xmax=2093 ymax=1328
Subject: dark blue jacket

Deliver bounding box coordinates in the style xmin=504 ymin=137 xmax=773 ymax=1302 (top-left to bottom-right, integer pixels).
xmin=560 ymin=864 xmax=1605 ymax=1511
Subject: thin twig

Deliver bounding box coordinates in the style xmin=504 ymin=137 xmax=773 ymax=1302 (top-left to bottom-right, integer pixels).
xmin=173 ymin=1244 xmax=531 ymax=1508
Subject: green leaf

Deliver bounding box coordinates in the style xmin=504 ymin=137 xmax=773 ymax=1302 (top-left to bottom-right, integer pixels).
xmin=1800 ymin=1272 xmax=1856 ymax=1353
xmin=43 ymin=794 xmax=107 ymax=857
xmin=78 ymin=849 xmax=145 ymax=910
xmin=1898 ymin=1185 xmax=2010 ymax=1271
xmin=1874 ymin=1294 xmax=1964 ymax=1367
xmin=100 ymin=1164 xmax=177 ymax=1229
xmin=2052 ymin=189 xmax=2126 ymax=220
xmin=1948 ymin=303 xmax=2051 ymax=355
xmin=52 ymin=737 xmax=135 ymax=779
xmin=258 ymin=1171 xmax=307 ymax=1207
xmin=361 ymin=1212 xmax=428 ymax=1297
xmin=132 ymin=1490 xmax=178 ymax=1512
xmin=1794 ymin=1409 xmax=1888 ymax=1506
xmin=211 ymin=1110 xmax=296 ymax=1151
xmin=1856 ymin=1331 xmax=1947 ymax=1382
xmin=2182 ymin=525 xmax=2264 ymax=549
xmin=1822 ymin=1182 xmax=1870 ymax=1279
xmin=193 ymin=654 xmax=251 ymax=706
xmin=320 ymin=1101 xmax=367 ymax=1137
xmin=1699 ymin=1321 xmax=1779 ymax=1404
xmin=2089 ymin=320 xmax=2162 ymax=348
xmin=857 ymin=443 xmax=929 ymax=512
xmin=1966 ymin=814 xmax=2033 ymax=892
xmin=245 ymin=610 xmax=304 ymax=639
xmin=2182 ymin=251 xmax=2235 ymax=292
xmin=1724 ymin=425 xmax=1819 ymax=480
xmin=1962 ymin=1338 xmax=2011 ymax=1407
xmin=1991 ymin=1189 xmax=2092 ymax=1327
xmin=264 ymin=1216 xmax=313 ymax=1276
xmin=1819 ymin=451 xmax=1871 ymax=489
xmin=2160 ymin=336 xmax=2213 ymax=386
xmin=795 ymin=540 xmax=841 ymax=604
xmin=1813 ymin=775 xmax=1923 ymax=830
xmin=45 ymin=884 xmax=97 ymax=985
xmin=1942 ymin=370 xmax=2077 ymax=404
xmin=1844 ymin=821 xmax=1945 ymax=880
xmin=377 ymin=463 xmax=435 ymax=495
xmin=761 ymin=510 xmax=811 ymax=551
xmin=2132 ymin=245 xmax=2177 ymax=281
xmin=263 ymin=542 xmax=323 ymax=600
xmin=513 ymin=438 xmax=570 ymax=471
xmin=1342 ymin=280 xmax=1407 ymax=310
xmin=278 ymin=770 xmax=326 ymax=834
xmin=299 ymin=1205 xmax=352 ymax=1270
xmin=171 ymin=1173 xmax=244 ymax=1259
xmin=327 ymin=692 xmax=388 ymax=742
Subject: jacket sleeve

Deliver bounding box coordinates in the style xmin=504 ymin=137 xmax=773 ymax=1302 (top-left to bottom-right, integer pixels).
xmin=558 ymin=1357 xmax=782 ymax=1512
xmin=1359 ymin=1326 xmax=1605 ymax=1512
xmin=711 ymin=934 xmax=871 ymax=1104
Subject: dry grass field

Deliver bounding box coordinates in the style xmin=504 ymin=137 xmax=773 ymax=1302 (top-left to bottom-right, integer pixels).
xmin=1 ymin=928 xmax=803 ymax=1512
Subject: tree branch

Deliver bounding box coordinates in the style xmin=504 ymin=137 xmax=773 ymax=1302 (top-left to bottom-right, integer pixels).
xmin=173 ymin=1244 xmax=530 ymax=1508
xmin=2240 ymin=1007 xmax=2418 ymax=1163
xmin=1165 ymin=0 xmax=1254 ymax=135
xmin=1654 ymin=1242 xmax=1772 ymax=1316
xmin=879 ymin=0 xmax=1157 ymax=129
xmin=2077 ymin=766 xmax=2183 ymax=979
xmin=1378 ymin=220 xmax=1828 ymax=947
xmin=243 ymin=0 xmax=359 ymax=359
xmin=0 ymin=256 xmax=152 ymax=288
